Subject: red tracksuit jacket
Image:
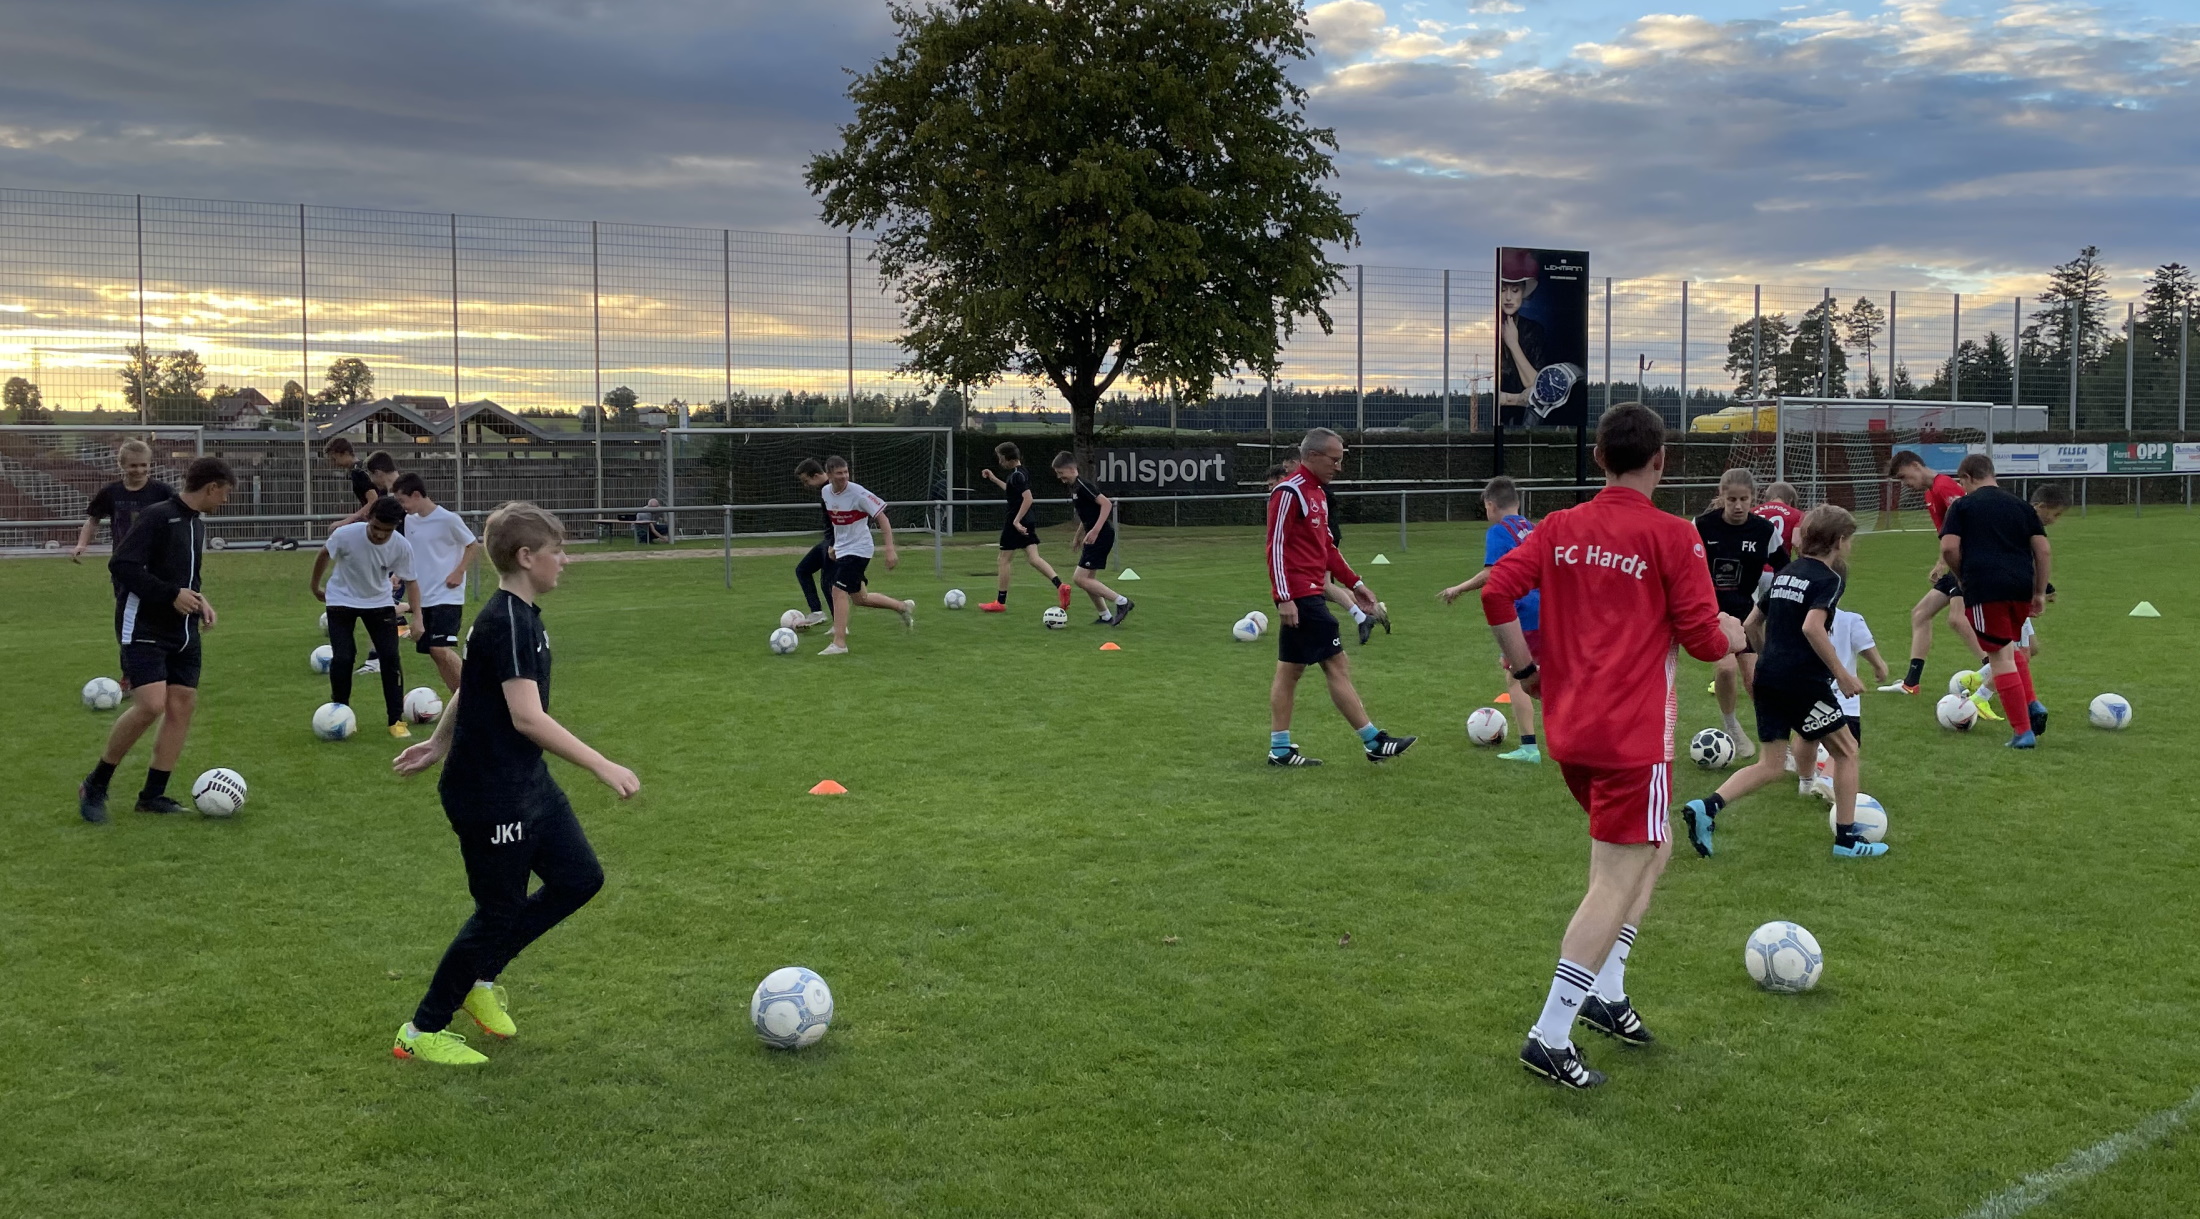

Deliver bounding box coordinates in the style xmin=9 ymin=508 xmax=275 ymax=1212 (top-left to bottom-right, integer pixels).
xmin=1267 ymin=467 xmax=1360 ymax=603
xmin=1482 ymin=485 xmax=1731 ymax=769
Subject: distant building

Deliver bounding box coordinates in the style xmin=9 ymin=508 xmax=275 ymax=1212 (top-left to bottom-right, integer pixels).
xmin=211 ymin=387 xmax=273 ymax=430
xmin=315 ymin=396 xmax=552 ymax=444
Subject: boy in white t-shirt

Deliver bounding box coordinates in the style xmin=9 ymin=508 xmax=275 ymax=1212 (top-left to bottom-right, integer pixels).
xmin=311 ymin=497 xmax=423 ymax=736
xmin=394 ymin=473 xmax=481 ymax=691
xmin=1803 ymin=607 xmax=1888 ymax=798
xmin=817 ymin=455 xmax=915 ymax=656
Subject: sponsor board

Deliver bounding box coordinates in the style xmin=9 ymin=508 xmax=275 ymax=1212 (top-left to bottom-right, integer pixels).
xmin=1090 ymin=448 xmax=1233 ymax=491
xmin=2106 ymin=442 xmax=2173 ymax=474
xmin=2042 ymin=444 xmax=2106 ymax=474
xmin=1976 ymin=443 xmax=2043 ymax=474
xmin=2176 ymin=443 xmax=2200 ymax=473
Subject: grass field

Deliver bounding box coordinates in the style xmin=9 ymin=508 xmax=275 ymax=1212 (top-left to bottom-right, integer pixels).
xmin=4 ymin=510 xmax=2195 ymax=1218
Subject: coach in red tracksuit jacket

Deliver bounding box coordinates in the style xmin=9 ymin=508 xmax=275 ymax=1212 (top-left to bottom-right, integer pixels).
xmin=1260 ymin=429 xmax=1415 ymax=768
xmin=1482 ymin=403 xmax=1743 ymax=1090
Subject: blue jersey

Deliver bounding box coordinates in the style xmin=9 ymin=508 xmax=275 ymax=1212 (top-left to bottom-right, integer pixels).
xmin=1485 ymin=515 xmax=1540 ymax=631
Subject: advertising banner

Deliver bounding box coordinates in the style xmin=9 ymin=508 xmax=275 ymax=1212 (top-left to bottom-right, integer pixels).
xmin=2175 ymin=443 xmax=2200 ymax=473
xmin=2042 ymin=444 xmax=2106 ymax=474
xmin=1089 ymin=448 xmax=1234 ymax=492
xmin=2106 ymin=442 xmax=2173 ymax=474
xmin=1495 ymin=247 xmax=1590 ymax=428
xmin=1977 ymin=443 xmax=2043 ymax=475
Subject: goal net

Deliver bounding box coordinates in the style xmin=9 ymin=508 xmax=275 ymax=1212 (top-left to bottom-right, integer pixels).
xmin=1711 ymin=400 xmax=1954 ymax=534
xmin=663 ymin=427 xmax=952 ymax=540
xmin=0 ymin=425 xmax=204 ymax=550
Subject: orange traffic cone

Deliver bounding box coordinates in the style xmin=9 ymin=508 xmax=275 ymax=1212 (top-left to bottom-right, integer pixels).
xmin=809 ymin=779 xmax=847 ymax=795
xmin=1494 ymin=692 xmax=1512 ymax=704
xmin=1099 ymin=642 xmax=1121 ymax=651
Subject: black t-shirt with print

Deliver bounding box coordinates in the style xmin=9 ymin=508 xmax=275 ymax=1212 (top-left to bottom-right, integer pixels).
xmin=1755 ymin=556 xmax=1845 ymax=690
xmin=87 ymin=479 xmax=175 ymax=546
xmin=1694 ymin=508 xmax=1777 ymax=618
xmin=440 ymin=589 xmax=554 ymax=806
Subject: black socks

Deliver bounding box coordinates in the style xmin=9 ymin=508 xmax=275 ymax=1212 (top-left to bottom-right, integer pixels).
xmin=141 ymin=768 xmax=171 ymax=799
xmin=1904 ymin=658 xmax=1926 ymax=687
xmin=87 ymin=759 xmax=117 ymax=792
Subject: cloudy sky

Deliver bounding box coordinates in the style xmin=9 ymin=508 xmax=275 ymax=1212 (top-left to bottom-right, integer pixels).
xmin=1 ymin=0 xmax=2195 ymax=296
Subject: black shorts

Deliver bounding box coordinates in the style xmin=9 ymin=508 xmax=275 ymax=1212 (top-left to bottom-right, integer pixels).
xmin=831 ymin=554 xmax=870 ymax=594
xmin=1844 ymin=714 xmax=1862 ymax=743
xmin=1277 ymin=595 xmax=1344 ymax=666
xmin=1932 ymin=572 xmax=1963 ymax=600
xmin=416 ymin=604 xmax=463 ymax=653
xmin=999 ymin=522 xmax=1040 ymax=551
xmin=1754 ymin=679 xmax=1847 ymax=743
xmin=1078 ymin=532 xmax=1115 ymax=571
xmin=120 ymin=640 xmax=201 ymax=690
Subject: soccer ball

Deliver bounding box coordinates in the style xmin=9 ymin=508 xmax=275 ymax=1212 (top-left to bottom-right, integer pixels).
xmin=311 ymin=702 xmax=357 ymax=741
xmin=1247 ymin=610 xmax=1269 ymax=633
xmin=1042 ymin=606 xmax=1069 ymax=630
xmin=403 ymin=687 xmax=444 ymax=723
xmin=944 ymin=589 xmax=967 ymax=609
xmin=1811 ymin=773 xmax=1834 ymax=802
xmin=1466 ymin=706 xmax=1508 ymax=745
xmin=2088 ymin=693 xmax=2132 ymax=729
xmin=1829 ymin=794 xmax=1888 ymax=843
xmin=1948 ymin=670 xmax=1985 ymax=698
xmin=43 ymin=539 xmax=59 ymax=550
xmin=1935 ymin=694 xmax=1978 ymax=731
xmin=1745 ymin=921 xmax=1823 ymax=992
xmin=191 ymin=767 xmax=247 ymax=817
xmin=318 ymin=611 xmax=328 ymax=636
xmin=768 ymin=627 xmax=799 ymax=654
xmin=82 ymin=676 xmax=123 ymax=711
xmin=1231 ymin=617 xmax=1260 ymax=642
xmin=310 ymin=645 xmax=334 ymax=674
xmin=1689 ymin=728 xmax=1735 ymax=769
xmin=208 ymin=535 xmax=227 ymax=551
xmin=750 ymin=966 xmax=834 ymax=1050
xmin=779 ymin=608 xmax=807 ymax=631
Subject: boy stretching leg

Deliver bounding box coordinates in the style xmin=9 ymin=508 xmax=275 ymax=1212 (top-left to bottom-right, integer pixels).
xmin=1051 ymin=451 xmax=1134 ymax=626
xmin=818 ymin=456 xmax=916 ymax=655
xmin=390 ymin=503 xmax=639 ymax=1066
xmin=978 ymin=442 xmax=1070 ymax=613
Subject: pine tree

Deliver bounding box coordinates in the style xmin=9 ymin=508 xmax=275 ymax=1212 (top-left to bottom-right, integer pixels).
xmin=2136 ymin=263 xmax=2197 ymax=357
xmin=1723 ymin=313 xmax=1794 ymax=398
xmin=2030 ymin=246 xmax=2112 ymax=369
xmin=1843 ymin=297 xmax=1886 ymax=396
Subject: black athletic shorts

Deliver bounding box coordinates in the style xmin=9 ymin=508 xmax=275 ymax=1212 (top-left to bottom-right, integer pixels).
xmin=1277 ymin=595 xmax=1344 ymax=666
xmin=1932 ymin=572 xmax=1963 ymax=600
xmin=831 ymin=554 xmax=870 ymax=594
xmin=1755 ymin=678 xmax=1847 ymax=743
xmin=416 ymin=604 xmax=462 ymax=653
xmin=1716 ymin=594 xmax=1757 ymax=654
xmin=999 ymin=522 xmax=1040 ymax=551
xmin=1078 ymin=532 xmax=1115 ymax=571
xmin=120 ymin=640 xmax=202 ymax=690
xmin=1844 ymin=714 xmax=1862 ymax=743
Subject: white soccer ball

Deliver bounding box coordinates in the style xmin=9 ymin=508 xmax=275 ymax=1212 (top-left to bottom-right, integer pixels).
xmin=1811 ymin=773 xmax=1834 ymax=802
xmin=1466 ymin=706 xmax=1508 ymax=746
xmin=944 ymin=589 xmax=967 ymax=610
xmin=403 ymin=686 xmax=444 ymax=723
xmin=208 ymin=535 xmax=227 ymax=551
xmin=1689 ymin=728 xmax=1735 ymax=769
xmin=1042 ymin=606 xmax=1069 ymax=630
xmin=318 ymin=611 xmax=329 ymax=636
xmin=191 ymin=767 xmax=247 ymax=817
xmin=2088 ymin=693 xmax=2132 ymax=730
xmin=779 ymin=608 xmax=807 ymax=631
xmin=1829 ymin=794 xmax=1888 ymax=843
xmin=43 ymin=539 xmax=60 ymax=550
xmin=311 ymin=702 xmax=357 ymax=741
xmin=750 ymin=966 xmax=834 ymax=1050
xmin=1745 ymin=920 xmax=1824 ymax=993
xmin=1935 ymin=693 xmax=1978 ymax=731
xmin=310 ymin=644 xmax=334 ymax=674
xmin=82 ymin=676 xmax=124 ymax=711
xmin=768 ymin=627 xmax=799 ymax=654
xmin=1247 ymin=610 xmax=1269 ymax=633
xmin=1231 ymin=616 xmax=1260 ymax=642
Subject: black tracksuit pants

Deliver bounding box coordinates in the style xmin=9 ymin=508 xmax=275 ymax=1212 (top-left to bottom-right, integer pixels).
xmin=413 ymin=784 xmax=604 ymax=1034
xmin=795 ymin=543 xmax=837 ymax=614
xmin=327 ymin=604 xmax=405 ymax=725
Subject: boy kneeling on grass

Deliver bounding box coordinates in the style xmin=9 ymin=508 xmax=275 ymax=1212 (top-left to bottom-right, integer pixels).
xmin=390 ymin=502 xmax=640 ymax=1066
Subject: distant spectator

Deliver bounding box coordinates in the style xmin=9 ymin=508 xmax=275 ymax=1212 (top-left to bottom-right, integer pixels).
xmin=634 ymin=499 xmax=670 ymax=545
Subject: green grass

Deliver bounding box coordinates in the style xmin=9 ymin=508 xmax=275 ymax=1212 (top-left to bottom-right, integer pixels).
xmin=3 ymin=510 xmax=2196 ymax=1218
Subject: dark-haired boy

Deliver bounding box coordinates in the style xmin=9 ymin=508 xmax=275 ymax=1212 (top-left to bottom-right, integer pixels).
xmin=313 ymin=496 xmax=422 ymax=737
xmin=1888 ymin=450 xmax=1988 ymax=695
xmin=791 ymin=458 xmax=835 ymax=628
xmin=393 ymin=473 xmax=480 ymax=691
xmin=1051 ymin=452 xmax=1134 ymax=625
xmin=78 ymin=457 xmax=236 ymax=822
xmin=818 ymin=455 xmax=916 ymax=655
xmin=1941 ymin=454 xmax=2052 ymax=747
xmin=1438 ymin=475 xmax=1543 ymax=763
xmin=978 ymin=442 xmax=1069 ymax=613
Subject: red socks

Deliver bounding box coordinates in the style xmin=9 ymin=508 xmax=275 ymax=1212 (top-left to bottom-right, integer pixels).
xmin=2011 ymin=649 xmax=2037 ymax=707
xmin=1995 ymin=671 xmax=2032 ymax=734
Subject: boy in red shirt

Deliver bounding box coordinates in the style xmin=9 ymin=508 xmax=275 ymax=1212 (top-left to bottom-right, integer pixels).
xmin=1941 ymin=454 xmax=2052 ymax=746
xmin=1889 ymin=450 xmax=1990 ymax=695
xmin=1483 ymin=403 xmax=1743 ymax=1089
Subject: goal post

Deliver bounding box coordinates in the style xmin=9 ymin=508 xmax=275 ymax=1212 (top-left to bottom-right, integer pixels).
xmin=1710 ymin=398 xmax=2001 ymax=533
xmin=661 ymin=426 xmax=953 ymax=542
xmin=0 ymin=424 xmax=205 ymax=550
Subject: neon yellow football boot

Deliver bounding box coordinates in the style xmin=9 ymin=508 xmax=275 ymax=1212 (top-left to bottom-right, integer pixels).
xmin=463 ymin=983 xmax=517 ymax=1039
xmin=392 ymin=1024 xmax=488 ymax=1065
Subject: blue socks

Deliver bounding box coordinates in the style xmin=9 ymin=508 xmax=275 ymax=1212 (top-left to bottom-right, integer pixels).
xmin=1356 ymin=723 xmax=1380 ymax=745
xmin=1270 ymin=731 xmax=1292 ymax=758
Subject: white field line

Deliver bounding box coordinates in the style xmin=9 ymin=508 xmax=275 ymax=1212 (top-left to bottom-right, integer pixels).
xmin=1958 ymin=1085 xmax=2200 ymax=1219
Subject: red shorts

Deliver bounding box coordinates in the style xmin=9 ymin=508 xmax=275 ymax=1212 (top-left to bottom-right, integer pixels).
xmin=1558 ymin=761 xmax=1671 ymax=846
xmin=1968 ymin=600 xmax=2032 ymax=649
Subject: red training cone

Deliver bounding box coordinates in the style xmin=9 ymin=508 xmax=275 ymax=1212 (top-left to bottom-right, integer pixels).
xmin=1494 ymin=692 xmax=1512 ymax=704
xmin=1099 ymin=642 xmax=1121 ymax=651
xmin=809 ymin=779 xmax=847 ymax=795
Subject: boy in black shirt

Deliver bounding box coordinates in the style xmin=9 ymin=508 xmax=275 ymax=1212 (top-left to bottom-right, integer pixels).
xmin=791 ymin=458 xmax=836 ymax=627
xmin=390 ymin=502 xmax=639 ymax=1066
xmin=1942 ymin=454 xmax=2052 ymax=747
xmin=77 ymin=457 xmax=235 ymax=823
xmin=1695 ymin=469 xmax=1777 ymax=757
xmin=977 ymin=442 xmax=1068 ymax=612
xmin=1050 ymin=452 xmax=1134 ymax=626
xmin=1683 ymin=504 xmax=1888 ymax=860
xmin=71 ymin=439 xmax=174 ymax=562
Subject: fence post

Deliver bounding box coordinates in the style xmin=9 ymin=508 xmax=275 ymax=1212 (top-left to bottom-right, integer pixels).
xmin=1888 ymin=290 xmax=1898 ymax=403
xmin=2125 ymin=301 xmax=2135 ymax=433
xmin=135 ymin=195 xmax=147 ymax=425
xmin=1819 ymin=287 xmax=1832 ymax=396
xmin=662 ymin=429 xmax=675 ymax=539
xmin=298 ymin=203 xmax=311 ymax=527
xmin=1751 ymin=284 xmax=1761 ymax=401
xmin=591 ymin=219 xmax=603 ymax=513
xmin=2009 ymin=295 xmax=2021 ymax=422
xmin=1678 ymin=280 xmax=1689 ymax=428
xmin=1952 ymin=293 xmax=1962 ymax=402
xmin=1441 ymin=268 xmax=1450 ymax=432
xmin=1399 ymin=491 xmax=1407 ymax=552
xmin=450 ymin=212 xmax=463 ymax=514
xmin=723 ymin=229 xmax=733 ymax=417
xmin=1354 ymin=263 xmax=1365 ymax=434
xmin=1604 ymin=277 xmax=1614 ymax=413
xmin=845 ymin=234 xmax=856 ymax=425
xmin=2069 ymin=297 xmax=2080 ymax=432
xmin=723 ymin=505 xmax=732 ymax=589
xmin=2181 ymin=302 xmax=2190 ymax=434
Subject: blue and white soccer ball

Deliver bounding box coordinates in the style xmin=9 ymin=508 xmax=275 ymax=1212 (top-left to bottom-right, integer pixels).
xmin=191 ymin=767 xmax=247 ymax=817
xmin=1689 ymin=727 xmax=1736 ymax=769
xmin=1745 ymin=920 xmax=1824 ymax=993
xmin=310 ymin=644 xmax=334 ymax=674
xmin=1828 ymin=794 xmax=1887 ymax=843
xmin=311 ymin=702 xmax=357 ymax=741
xmin=768 ymin=627 xmax=799 ymax=655
xmin=318 ymin=611 xmax=329 ymax=637
xmin=1247 ymin=610 xmax=1268 ymax=633
xmin=2088 ymin=693 xmax=2132 ymax=730
xmin=1042 ymin=607 xmax=1069 ymax=630
xmin=944 ymin=589 xmax=967 ymax=610
xmin=750 ymin=966 xmax=834 ymax=1050
xmin=1232 ymin=617 xmax=1260 ymax=642
xmin=82 ymin=676 xmax=123 ymax=711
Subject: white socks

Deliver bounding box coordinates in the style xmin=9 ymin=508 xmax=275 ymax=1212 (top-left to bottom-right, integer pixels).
xmin=1592 ymin=925 xmax=1636 ymax=1001
xmin=1533 ymin=959 xmax=1596 ymax=1048
xmin=1114 ymin=595 xmax=1128 ymax=606
xmin=1348 ymin=604 xmax=1369 ymax=624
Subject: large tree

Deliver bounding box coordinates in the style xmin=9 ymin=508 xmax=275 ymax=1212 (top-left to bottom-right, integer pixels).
xmin=1843 ymin=297 xmax=1885 ymax=395
xmin=2136 ymin=262 xmax=2197 ymax=357
xmin=806 ymin=0 xmax=1355 ymax=457
xmin=1723 ymin=312 xmax=1795 ymax=398
xmin=320 ymin=356 xmax=375 ymax=406
xmin=3 ymin=375 xmax=43 ymax=421
xmin=2030 ymin=245 xmax=2112 ymax=368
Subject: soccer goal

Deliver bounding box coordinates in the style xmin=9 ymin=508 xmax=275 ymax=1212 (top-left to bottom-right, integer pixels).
xmin=0 ymin=424 xmax=204 ymax=550
xmin=660 ymin=426 xmax=953 ymax=541
xmin=1718 ymin=398 xmax=1999 ymax=533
